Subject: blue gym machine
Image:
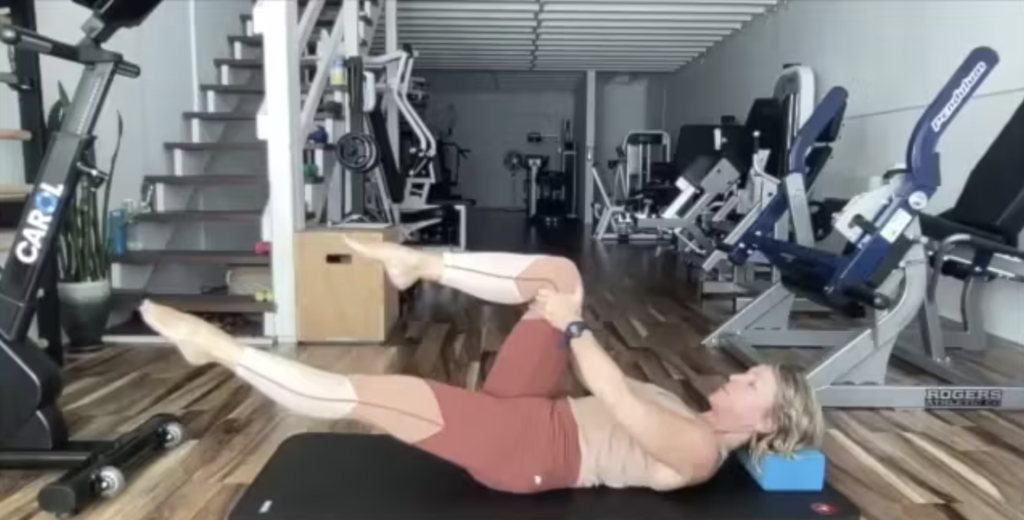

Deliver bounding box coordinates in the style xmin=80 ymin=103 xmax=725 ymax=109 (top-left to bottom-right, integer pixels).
xmin=704 ymin=47 xmax=1024 ymax=409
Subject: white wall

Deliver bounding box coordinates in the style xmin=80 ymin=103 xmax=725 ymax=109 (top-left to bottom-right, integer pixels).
xmin=5 ymin=0 xmax=249 ymax=208
xmin=596 ymin=75 xmax=647 ymax=175
xmin=425 ymin=90 xmax=576 ymax=209
xmin=587 ymin=73 xmax=671 ymax=217
xmin=663 ymin=0 xmax=1024 ymax=343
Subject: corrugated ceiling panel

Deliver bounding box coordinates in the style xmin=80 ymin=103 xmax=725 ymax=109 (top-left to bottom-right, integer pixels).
xmin=362 ymin=0 xmax=779 ymax=76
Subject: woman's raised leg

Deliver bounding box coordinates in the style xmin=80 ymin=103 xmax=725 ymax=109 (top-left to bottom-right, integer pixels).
xmin=344 ymin=237 xmax=583 ymax=398
xmin=138 ymin=301 xmax=581 ymax=493
xmin=343 ymin=236 xmax=582 ymax=304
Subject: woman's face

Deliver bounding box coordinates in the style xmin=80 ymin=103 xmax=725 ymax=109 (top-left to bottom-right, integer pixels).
xmin=707 ymin=365 xmax=778 ymax=434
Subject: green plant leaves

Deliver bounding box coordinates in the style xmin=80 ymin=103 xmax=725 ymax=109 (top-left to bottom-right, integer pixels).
xmin=50 ymin=82 xmax=125 ymax=283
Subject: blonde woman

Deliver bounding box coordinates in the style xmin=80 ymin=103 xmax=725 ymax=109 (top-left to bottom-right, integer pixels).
xmin=139 ymin=239 xmax=824 ymax=494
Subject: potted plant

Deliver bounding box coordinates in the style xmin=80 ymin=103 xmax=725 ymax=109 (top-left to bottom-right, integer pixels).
xmin=48 ymin=84 xmax=124 ymax=352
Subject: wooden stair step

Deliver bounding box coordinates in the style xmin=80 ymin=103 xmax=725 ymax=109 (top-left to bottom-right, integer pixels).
xmin=183 ymin=111 xmax=258 ymax=121
xmin=144 ymin=175 xmax=264 ymax=186
xmin=113 ymin=291 xmax=273 ymax=313
xmin=164 ymin=141 xmax=265 ymax=151
xmin=114 ymin=250 xmax=269 ymax=266
xmin=228 ymin=35 xmax=263 ymax=47
xmin=133 ymin=210 xmax=262 ymax=223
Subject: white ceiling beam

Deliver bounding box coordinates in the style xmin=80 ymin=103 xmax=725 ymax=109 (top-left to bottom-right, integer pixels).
xmin=403 ymin=11 xmax=537 ymax=20
xmin=541 ymin=20 xmax=743 ymax=29
xmin=541 ymin=3 xmax=768 ymax=15
xmin=537 ymin=26 xmax=732 ymax=36
xmin=533 ymin=67 xmax=680 ymax=72
xmin=535 ymin=49 xmax=700 ymax=57
xmin=538 ymin=41 xmax=711 ymax=49
xmin=391 ymin=26 xmax=536 ymax=33
xmin=405 ymin=43 xmax=537 ymax=49
xmin=399 ymin=2 xmax=539 ymax=11
xmin=398 ymin=41 xmax=537 ymax=46
xmin=400 ymin=19 xmax=536 ymax=27
xmin=419 ymin=62 xmax=536 ymax=65
xmin=539 ymin=12 xmax=753 ymax=22
xmin=531 ymin=62 xmax=683 ymax=66
xmin=419 ymin=66 xmax=534 ymax=70
xmin=386 ymin=32 xmax=536 ymax=40
xmin=531 ymin=64 xmax=685 ymax=69
xmin=419 ymin=64 xmax=536 ymax=68
xmin=533 ymin=57 xmax=691 ymax=63
xmin=367 ymin=0 xmax=775 ymax=72
xmin=538 ymin=33 xmax=724 ymax=42
xmin=418 ymin=52 xmax=533 ymax=58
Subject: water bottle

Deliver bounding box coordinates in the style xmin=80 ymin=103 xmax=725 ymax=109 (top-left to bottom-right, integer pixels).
xmin=108 ymin=209 xmax=127 ymax=257
xmin=330 ymin=57 xmax=346 ymax=87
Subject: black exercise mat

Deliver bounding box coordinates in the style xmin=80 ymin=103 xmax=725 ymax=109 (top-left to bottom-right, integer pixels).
xmin=229 ymin=433 xmax=859 ymax=520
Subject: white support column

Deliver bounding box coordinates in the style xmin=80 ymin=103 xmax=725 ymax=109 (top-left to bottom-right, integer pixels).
xmin=584 ymin=70 xmax=597 ymax=223
xmin=254 ymin=0 xmax=302 ymax=343
xmin=343 ymin=0 xmax=360 ymax=57
xmin=386 ymin=0 xmax=399 ymax=154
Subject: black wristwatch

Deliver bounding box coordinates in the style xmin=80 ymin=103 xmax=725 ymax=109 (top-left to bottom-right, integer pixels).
xmin=563 ymin=321 xmax=590 ymax=347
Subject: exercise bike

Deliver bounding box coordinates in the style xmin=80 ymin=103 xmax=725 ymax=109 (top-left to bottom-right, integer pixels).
xmin=0 ymin=1 xmax=184 ymax=516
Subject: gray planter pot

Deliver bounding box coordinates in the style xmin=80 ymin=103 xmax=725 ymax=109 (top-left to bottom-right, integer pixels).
xmin=57 ymin=279 xmax=112 ymax=352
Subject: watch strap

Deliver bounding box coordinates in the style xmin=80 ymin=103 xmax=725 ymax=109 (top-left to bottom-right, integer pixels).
xmin=563 ymin=321 xmax=589 ymax=347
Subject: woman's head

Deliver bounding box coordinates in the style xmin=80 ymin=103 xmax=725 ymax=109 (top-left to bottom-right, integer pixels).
xmin=707 ymin=364 xmax=824 ymax=460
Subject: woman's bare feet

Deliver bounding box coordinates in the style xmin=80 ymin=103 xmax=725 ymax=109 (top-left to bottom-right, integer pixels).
xmin=343 ymin=235 xmax=440 ymax=289
xmin=139 ymin=300 xmax=243 ymax=367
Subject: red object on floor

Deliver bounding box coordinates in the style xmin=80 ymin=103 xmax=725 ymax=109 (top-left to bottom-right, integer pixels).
xmin=255 ymin=242 xmax=271 ymax=255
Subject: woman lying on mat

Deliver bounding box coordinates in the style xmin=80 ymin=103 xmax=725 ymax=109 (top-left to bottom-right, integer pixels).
xmin=139 ymin=240 xmax=824 ymax=494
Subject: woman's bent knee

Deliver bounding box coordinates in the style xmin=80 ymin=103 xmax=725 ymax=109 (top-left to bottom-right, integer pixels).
xmin=520 ymin=256 xmax=582 ymax=296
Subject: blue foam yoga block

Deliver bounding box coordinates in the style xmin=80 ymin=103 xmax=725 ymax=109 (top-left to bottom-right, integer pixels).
xmin=736 ymin=449 xmax=827 ymax=491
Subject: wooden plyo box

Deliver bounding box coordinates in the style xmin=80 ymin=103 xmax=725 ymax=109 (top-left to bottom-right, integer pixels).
xmin=295 ymin=225 xmax=399 ymax=343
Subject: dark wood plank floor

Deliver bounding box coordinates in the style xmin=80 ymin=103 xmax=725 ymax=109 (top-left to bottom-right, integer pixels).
xmin=2 ymin=212 xmax=1023 ymax=520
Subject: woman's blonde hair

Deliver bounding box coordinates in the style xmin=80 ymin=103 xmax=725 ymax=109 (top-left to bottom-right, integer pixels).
xmin=748 ymin=363 xmax=825 ymax=467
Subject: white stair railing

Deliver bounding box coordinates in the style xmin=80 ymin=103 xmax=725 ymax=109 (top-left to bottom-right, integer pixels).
xmin=253 ymin=0 xmax=384 ymax=342
xmin=253 ymin=0 xmax=302 ymax=343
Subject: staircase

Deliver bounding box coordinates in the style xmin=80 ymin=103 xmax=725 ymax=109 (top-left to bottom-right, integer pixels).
xmin=106 ymin=10 xmax=339 ymax=342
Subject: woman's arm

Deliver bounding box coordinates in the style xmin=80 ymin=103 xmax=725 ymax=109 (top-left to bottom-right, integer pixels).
xmin=529 ymin=288 xmax=721 ymax=480
xmin=568 ymin=330 xmax=722 ymax=479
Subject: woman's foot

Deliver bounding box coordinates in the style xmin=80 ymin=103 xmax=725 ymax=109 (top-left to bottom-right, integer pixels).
xmin=139 ymin=300 xmax=241 ymax=367
xmin=343 ymin=236 xmax=438 ymax=290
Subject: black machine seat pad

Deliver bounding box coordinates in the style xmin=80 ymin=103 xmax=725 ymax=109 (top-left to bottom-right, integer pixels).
xmin=401 ymin=207 xmax=447 ymax=222
xmin=680 ymin=155 xmax=721 ymax=187
xmin=229 ymin=433 xmax=858 ymax=520
xmin=919 ymin=211 xmax=1014 ymax=279
xmin=428 ymin=195 xmax=477 ymax=207
xmin=919 ymin=211 xmax=1013 ymax=247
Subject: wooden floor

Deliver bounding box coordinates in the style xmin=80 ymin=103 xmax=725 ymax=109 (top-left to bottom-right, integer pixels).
xmin=2 ymin=214 xmax=1024 ymax=520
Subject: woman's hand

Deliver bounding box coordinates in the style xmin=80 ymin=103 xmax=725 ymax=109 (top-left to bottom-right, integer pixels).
xmin=530 ymin=287 xmax=583 ymax=332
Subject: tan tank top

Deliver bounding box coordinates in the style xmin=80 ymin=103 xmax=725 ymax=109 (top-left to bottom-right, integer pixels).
xmin=567 ymin=381 xmax=724 ymax=490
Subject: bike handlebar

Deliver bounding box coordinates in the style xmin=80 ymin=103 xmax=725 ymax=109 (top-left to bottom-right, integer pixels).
xmin=0 ymin=22 xmax=139 ymax=78
xmin=1 ymin=23 xmax=81 ymax=62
